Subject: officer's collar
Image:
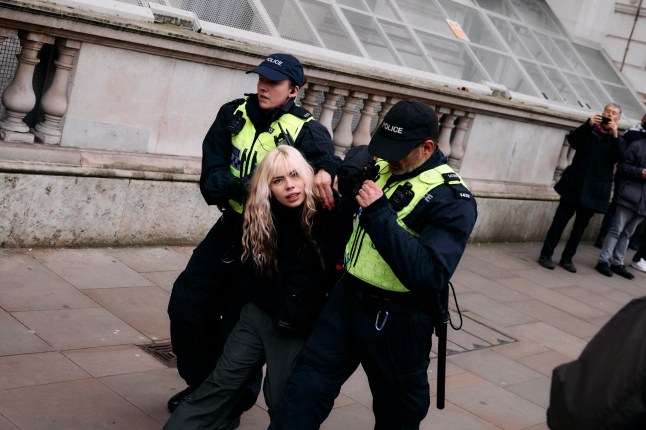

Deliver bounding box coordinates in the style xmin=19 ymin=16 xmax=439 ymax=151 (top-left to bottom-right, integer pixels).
xmin=387 ymin=148 xmax=447 ymax=183
xmin=245 ymin=93 xmax=294 ymax=114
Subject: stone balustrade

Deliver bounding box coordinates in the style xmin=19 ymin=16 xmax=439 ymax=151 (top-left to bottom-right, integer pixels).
xmin=0 ymin=0 xmax=609 ymax=246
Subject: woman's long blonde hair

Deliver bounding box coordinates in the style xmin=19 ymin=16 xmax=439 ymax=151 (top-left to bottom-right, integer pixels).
xmin=241 ymin=145 xmax=317 ymax=275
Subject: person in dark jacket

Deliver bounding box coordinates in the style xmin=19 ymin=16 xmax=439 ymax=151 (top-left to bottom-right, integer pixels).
xmin=166 ymin=53 xmax=340 ymax=426
xmin=594 ymin=113 xmax=646 ymax=249
xmin=595 ymin=126 xmax=646 ymax=279
xmin=268 ymin=100 xmax=477 ymax=430
xmin=538 ymin=103 xmax=623 ymax=273
xmin=548 ymin=296 xmax=646 ymax=429
xmin=164 ymin=145 xmax=352 ymax=430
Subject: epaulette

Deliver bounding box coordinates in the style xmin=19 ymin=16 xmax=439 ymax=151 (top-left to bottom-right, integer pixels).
xmin=289 ymin=105 xmax=313 ymax=120
xmin=225 ymin=98 xmax=246 ymax=108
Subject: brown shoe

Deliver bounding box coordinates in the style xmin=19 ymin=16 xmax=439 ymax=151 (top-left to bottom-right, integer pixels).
xmin=538 ymin=255 xmax=555 ymax=270
xmin=559 ymin=260 xmax=577 ymax=273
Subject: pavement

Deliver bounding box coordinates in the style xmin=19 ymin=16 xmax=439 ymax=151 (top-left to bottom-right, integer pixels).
xmin=0 ymin=241 xmax=645 ymax=430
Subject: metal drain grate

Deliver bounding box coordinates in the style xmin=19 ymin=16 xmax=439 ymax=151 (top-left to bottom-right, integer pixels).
xmin=432 ymin=312 xmax=516 ymax=357
xmin=139 ymin=342 xmax=177 ymax=368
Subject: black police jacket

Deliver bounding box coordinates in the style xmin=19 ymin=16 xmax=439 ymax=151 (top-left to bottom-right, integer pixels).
xmin=199 ymin=94 xmax=340 ymax=208
xmin=340 ymin=145 xmax=478 ymax=294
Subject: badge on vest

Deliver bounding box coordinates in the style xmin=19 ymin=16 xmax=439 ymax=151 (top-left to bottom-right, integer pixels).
xmin=442 ymin=172 xmax=459 ymax=182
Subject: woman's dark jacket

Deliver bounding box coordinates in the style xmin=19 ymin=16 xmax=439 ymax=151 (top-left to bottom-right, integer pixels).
xmin=616 ymin=135 xmax=646 ymax=215
xmin=236 ymin=196 xmax=353 ymax=335
xmin=554 ymin=120 xmax=623 ymax=213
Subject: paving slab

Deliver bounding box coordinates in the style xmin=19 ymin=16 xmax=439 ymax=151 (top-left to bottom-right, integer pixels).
xmin=516 ymin=350 xmax=572 ymax=377
xmin=63 ymin=344 xmax=167 ymax=377
xmin=0 ymin=379 xmax=161 ymax=430
xmin=12 ymin=308 xmax=147 ymax=350
xmin=448 ymin=349 xmax=543 ymax=387
xmin=0 ymin=310 xmax=52 ymax=356
xmin=445 ymin=372 xmax=546 ymax=430
xmin=0 ymin=352 xmax=89 ymax=390
xmin=82 ymin=285 xmax=171 ymax=341
xmin=0 ymin=252 xmax=97 ymax=312
xmin=31 ymin=248 xmax=154 ymax=289
xmin=106 ymin=246 xmax=189 ymax=272
xmin=100 ymin=368 xmax=185 ymax=425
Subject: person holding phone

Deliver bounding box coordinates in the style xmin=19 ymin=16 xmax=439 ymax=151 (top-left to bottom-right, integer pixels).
xmin=538 ymin=103 xmax=624 ymax=273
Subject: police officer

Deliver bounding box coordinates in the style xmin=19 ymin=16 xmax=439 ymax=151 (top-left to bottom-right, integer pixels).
xmin=166 ymin=53 xmax=339 ymax=428
xmin=268 ymin=99 xmax=478 ymax=430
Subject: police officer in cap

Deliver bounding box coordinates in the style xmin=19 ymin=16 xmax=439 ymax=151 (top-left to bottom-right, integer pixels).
xmin=268 ymin=99 xmax=478 ymax=430
xmin=167 ymin=53 xmax=339 ymax=428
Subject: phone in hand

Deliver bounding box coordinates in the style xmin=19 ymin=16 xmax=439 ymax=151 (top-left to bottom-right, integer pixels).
xmin=601 ymin=116 xmax=611 ymax=125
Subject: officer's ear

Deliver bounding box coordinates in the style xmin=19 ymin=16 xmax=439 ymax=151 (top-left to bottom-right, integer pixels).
xmin=289 ymin=86 xmax=299 ymax=98
xmin=421 ymin=139 xmax=435 ymax=156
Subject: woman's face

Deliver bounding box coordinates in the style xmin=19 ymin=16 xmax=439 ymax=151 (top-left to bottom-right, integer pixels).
xmin=257 ymin=76 xmax=293 ymax=111
xmin=270 ymin=164 xmax=305 ymax=208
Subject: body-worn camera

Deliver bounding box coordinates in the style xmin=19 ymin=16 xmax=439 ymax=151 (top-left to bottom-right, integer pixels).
xmin=389 ymin=182 xmax=414 ymax=211
xmin=352 ymin=158 xmax=380 ymax=195
xmin=227 ymin=111 xmax=246 ymax=135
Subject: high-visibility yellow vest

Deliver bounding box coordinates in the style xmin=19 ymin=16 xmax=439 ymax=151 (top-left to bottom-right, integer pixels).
xmin=345 ymin=160 xmax=469 ymax=292
xmin=228 ymin=99 xmax=312 ymax=213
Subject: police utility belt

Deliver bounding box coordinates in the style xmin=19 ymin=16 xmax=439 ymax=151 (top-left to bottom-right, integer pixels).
xmin=343 ymin=273 xmax=431 ymax=314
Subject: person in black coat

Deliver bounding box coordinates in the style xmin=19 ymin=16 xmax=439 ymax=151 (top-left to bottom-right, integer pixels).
xmin=538 ymin=103 xmax=623 ymax=273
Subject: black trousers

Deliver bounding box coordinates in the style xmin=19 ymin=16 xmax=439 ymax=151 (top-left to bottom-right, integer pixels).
xmin=269 ymin=280 xmax=434 ymax=430
xmin=167 ymin=211 xmax=260 ymax=416
xmin=541 ymin=200 xmax=595 ymax=262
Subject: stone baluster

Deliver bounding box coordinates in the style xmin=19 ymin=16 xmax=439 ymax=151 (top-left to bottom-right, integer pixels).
xmin=332 ymin=90 xmax=362 ymax=156
xmin=352 ymin=93 xmax=385 ymax=148
xmin=300 ymin=84 xmax=328 ymax=117
xmin=448 ymin=111 xmax=474 ymax=171
xmin=376 ymin=96 xmax=399 ymax=127
xmin=33 ymin=38 xmax=82 ymax=145
xmin=318 ymin=87 xmax=347 ymax=141
xmin=553 ymin=136 xmax=571 ymax=183
xmin=436 ymin=107 xmax=456 ymax=157
xmin=0 ymin=31 xmax=55 ymax=143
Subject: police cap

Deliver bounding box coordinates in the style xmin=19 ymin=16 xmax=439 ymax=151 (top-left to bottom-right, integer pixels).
xmin=247 ymin=53 xmax=305 ymax=87
xmin=369 ymin=100 xmax=439 ymax=161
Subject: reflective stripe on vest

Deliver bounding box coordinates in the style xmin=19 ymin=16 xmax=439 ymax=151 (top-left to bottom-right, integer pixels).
xmin=228 ymin=100 xmax=312 ymax=213
xmin=345 ymin=160 xmax=469 ymax=292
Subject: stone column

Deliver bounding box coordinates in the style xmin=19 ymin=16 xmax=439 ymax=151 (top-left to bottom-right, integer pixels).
xmin=376 ymin=96 xmax=400 ymax=127
xmin=300 ymin=83 xmax=328 ymax=117
xmin=352 ymin=93 xmax=385 ymax=148
xmin=448 ymin=111 xmax=474 ymax=171
xmin=333 ymin=91 xmax=362 ymax=156
xmin=436 ymin=107 xmax=457 ymax=157
xmin=33 ymin=38 xmax=82 ymax=145
xmin=318 ymin=87 xmax=347 ymax=141
xmin=0 ymin=31 xmax=55 ymax=143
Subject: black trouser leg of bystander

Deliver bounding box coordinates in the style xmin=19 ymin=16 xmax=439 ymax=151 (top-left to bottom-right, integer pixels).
xmin=561 ymin=206 xmax=595 ymax=262
xmin=541 ymin=201 xmax=576 ymax=258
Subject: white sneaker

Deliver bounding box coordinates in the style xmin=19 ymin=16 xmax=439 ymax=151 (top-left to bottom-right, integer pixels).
xmin=630 ymin=258 xmax=646 ymax=273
